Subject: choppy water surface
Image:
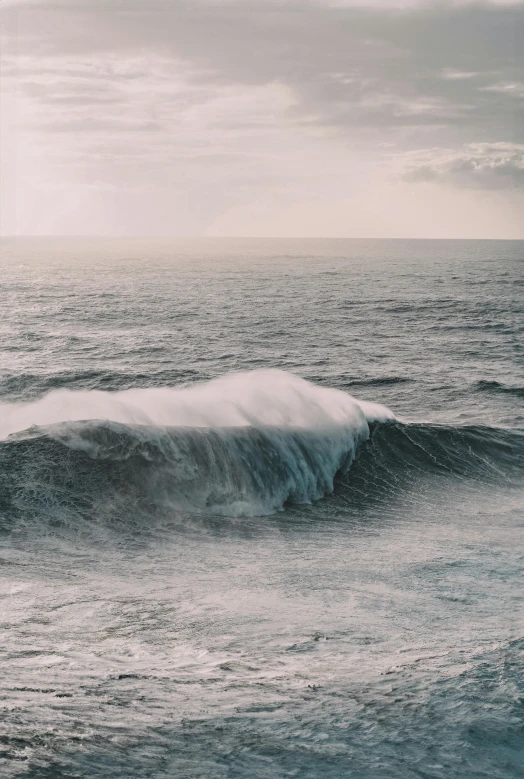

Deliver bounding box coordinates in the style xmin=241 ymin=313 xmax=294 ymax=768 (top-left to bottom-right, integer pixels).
xmin=1 ymin=238 xmax=523 ymax=778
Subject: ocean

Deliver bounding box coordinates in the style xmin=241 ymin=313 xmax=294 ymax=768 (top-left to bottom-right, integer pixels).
xmin=1 ymin=237 xmax=523 ymax=778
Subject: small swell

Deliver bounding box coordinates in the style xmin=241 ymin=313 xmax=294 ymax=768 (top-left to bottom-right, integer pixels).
xmin=474 ymin=380 xmax=524 ymax=400
xmin=341 ymin=377 xmax=413 ymax=388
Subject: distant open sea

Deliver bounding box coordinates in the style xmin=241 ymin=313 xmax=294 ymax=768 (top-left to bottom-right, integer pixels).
xmin=1 ymin=237 xmax=523 ymax=779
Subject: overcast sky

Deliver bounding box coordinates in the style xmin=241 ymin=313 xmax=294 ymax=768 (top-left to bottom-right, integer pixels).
xmin=1 ymin=0 xmax=523 ymax=237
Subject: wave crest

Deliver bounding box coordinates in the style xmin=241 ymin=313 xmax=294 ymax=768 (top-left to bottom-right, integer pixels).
xmin=0 ymin=369 xmax=392 ymax=440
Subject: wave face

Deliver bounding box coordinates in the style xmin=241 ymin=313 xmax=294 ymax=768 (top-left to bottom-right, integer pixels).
xmin=1 ymin=370 xmax=522 ymax=526
xmin=0 ymin=370 xmax=392 ymax=519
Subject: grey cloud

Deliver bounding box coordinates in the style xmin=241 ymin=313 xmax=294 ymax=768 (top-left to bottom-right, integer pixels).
xmin=402 ymin=164 xmax=439 ymax=182
xmin=402 ymin=143 xmax=524 ymax=188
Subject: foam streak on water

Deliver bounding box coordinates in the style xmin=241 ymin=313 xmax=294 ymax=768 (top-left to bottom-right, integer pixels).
xmin=0 ymin=238 xmax=523 ymax=779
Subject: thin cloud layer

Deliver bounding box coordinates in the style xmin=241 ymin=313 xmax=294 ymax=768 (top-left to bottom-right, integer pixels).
xmin=1 ymin=0 xmax=523 ymax=235
xmin=4 ymin=1 xmax=523 ymax=142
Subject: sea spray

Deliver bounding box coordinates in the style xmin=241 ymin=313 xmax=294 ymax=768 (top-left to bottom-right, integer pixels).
xmin=0 ymin=369 xmax=394 ymax=439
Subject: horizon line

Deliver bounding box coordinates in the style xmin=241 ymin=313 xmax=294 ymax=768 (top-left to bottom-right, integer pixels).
xmin=1 ymin=235 xmax=523 ymax=241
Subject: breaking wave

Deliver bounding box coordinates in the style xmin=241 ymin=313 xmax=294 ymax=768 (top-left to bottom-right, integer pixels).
xmin=0 ymin=370 xmax=522 ymax=526
xmin=0 ymin=370 xmax=391 ymax=519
